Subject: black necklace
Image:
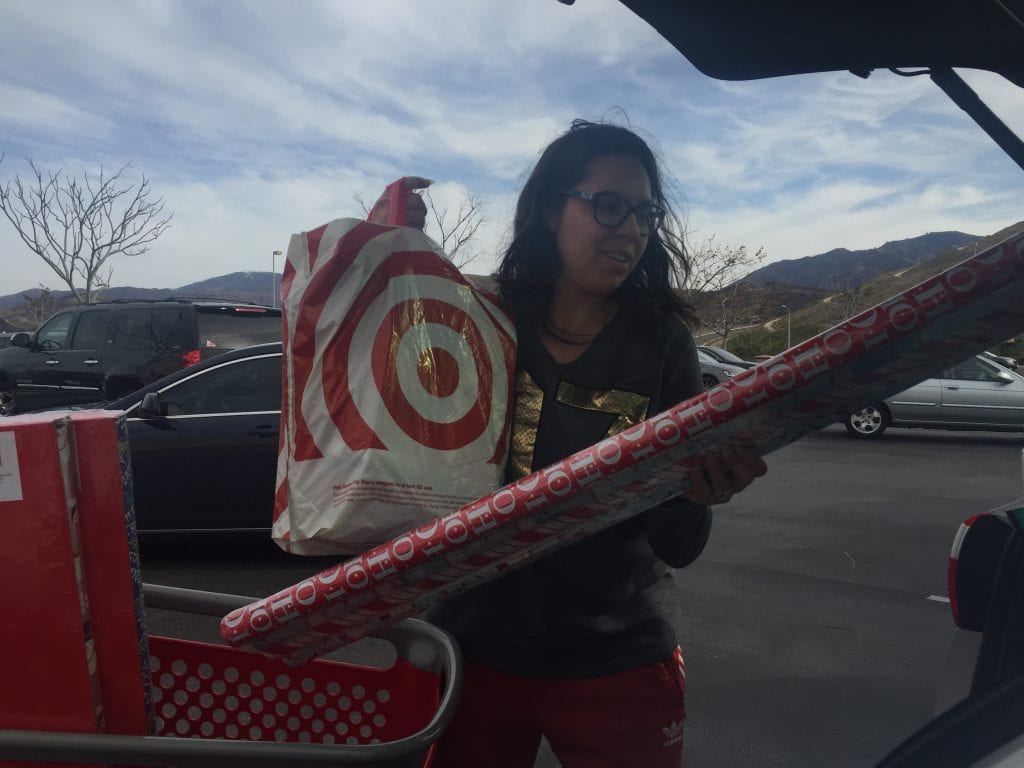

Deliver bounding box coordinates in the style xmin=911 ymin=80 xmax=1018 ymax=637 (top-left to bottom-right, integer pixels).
xmin=540 ymin=316 xmax=604 ymax=346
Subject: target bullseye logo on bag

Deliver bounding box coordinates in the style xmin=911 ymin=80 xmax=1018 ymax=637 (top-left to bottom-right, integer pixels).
xmin=273 ymin=219 xmax=516 ymax=555
xmin=324 ymin=278 xmax=499 ymax=453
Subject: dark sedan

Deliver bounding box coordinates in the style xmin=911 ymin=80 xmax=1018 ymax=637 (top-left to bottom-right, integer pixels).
xmin=107 ymin=342 xmax=281 ymax=533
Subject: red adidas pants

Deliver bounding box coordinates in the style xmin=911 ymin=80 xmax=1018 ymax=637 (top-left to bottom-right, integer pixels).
xmin=432 ymin=647 xmax=687 ymax=768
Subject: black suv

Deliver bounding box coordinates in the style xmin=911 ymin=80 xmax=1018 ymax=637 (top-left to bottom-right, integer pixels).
xmin=0 ymin=299 xmax=281 ymax=415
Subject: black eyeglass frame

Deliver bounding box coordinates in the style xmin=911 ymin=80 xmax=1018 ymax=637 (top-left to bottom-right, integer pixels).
xmin=558 ymin=189 xmax=666 ymax=236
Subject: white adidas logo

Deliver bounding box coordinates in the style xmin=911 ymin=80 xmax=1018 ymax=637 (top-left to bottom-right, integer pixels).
xmin=662 ymin=719 xmax=683 ymax=747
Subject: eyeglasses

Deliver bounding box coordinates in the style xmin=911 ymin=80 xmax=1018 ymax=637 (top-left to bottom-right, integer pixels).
xmin=559 ymin=189 xmax=665 ymax=236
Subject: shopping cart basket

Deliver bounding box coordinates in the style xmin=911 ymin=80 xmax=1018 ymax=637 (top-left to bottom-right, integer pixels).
xmin=0 ymin=583 xmax=463 ymax=768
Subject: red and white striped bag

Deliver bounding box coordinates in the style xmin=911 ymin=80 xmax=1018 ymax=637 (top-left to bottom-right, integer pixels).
xmin=271 ymin=217 xmax=516 ymax=555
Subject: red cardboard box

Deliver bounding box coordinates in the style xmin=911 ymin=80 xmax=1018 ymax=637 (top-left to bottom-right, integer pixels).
xmin=0 ymin=413 xmax=103 ymax=755
xmin=69 ymin=410 xmax=153 ymax=736
xmin=0 ymin=410 xmax=153 ymax=767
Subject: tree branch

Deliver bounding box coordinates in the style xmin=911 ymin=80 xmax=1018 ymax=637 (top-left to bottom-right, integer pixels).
xmin=0 ymin=158 xmax=172 ymax=303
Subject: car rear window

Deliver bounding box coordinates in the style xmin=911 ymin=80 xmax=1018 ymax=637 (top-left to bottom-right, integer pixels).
xmin=196 ymin=306 xmax=282 ymax=350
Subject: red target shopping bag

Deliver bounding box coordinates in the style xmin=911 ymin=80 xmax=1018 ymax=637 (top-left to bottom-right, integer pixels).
xmin=272 ymin=217 xmax=516 ymax=554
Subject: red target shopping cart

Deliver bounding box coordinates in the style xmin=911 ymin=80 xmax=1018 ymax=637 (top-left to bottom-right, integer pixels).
xmin=0 ymin=410 xmax=461 ymax=767
xmin=0 ymin=584 xmax=463 ymax=767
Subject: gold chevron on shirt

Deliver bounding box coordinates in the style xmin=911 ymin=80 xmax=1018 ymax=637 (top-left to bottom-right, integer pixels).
xmin=508 ymin=373 xmax=652 ymax=479
xmin=509 ymin=370 xmax=544 ymax=479
xmin=555 ymin=381 xmax=650 ymax=437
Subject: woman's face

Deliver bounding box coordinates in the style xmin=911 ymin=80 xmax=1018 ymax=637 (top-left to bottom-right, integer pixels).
xmin=552 ymin=152 xmax=652 ymax=301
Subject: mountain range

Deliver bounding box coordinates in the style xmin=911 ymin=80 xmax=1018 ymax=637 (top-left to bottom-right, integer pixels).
xmin=0 ymin=224 xmax=1016 ymax=332
xmin=0 ymin=271 xmax=279 ymax=311
xmin=720 ymin=219 xmax=1024 ymax=360
xmin=742 ymin=231 xmax=980 ymax=291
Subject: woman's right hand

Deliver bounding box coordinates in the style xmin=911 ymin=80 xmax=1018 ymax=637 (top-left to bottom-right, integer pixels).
xmin=367 ymin=176 xmax=432 ymax=230
xmin=685 ymin=444 xmax=767 ymax=506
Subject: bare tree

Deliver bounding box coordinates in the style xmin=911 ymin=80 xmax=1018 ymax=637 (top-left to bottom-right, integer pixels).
xmin=20 ymin=286 xmax=58 ymax=327
xmin=355 ymin=185 xmax=487 ymax=270
xmin=682 ymin=235 xmax=767 ymax=348
xmin=821 ymin=283 xmax=868 ymax=330
xmin=421 ymin=187 xmax=486 ymax=269
xmin=0 ymin=155 xmax=173 ymax=304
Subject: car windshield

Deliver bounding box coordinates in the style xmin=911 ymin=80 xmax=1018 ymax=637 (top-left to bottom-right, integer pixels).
xmin=709 ymin=348 xmax=746 ymax=365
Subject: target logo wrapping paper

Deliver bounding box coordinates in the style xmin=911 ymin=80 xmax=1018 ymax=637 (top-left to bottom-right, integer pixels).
xmin=229 ymin=230 xmax=1024 ymax=665
xmin=271 ymin=218 xmax=516 ymax=555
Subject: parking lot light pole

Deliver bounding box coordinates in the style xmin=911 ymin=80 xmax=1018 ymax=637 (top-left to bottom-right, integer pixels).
xmin=272 ymin=250 xmax=282 ymax=308
xmin=720 ymin=295 xmax=731 ymax=350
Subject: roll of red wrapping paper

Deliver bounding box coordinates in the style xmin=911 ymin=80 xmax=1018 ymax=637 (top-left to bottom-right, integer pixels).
xmin=223 ymin=229 xmax=1024 ymax=665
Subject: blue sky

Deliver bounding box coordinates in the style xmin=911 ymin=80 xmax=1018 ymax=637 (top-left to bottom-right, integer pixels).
xmin=2 ymin=0 xmax=1022 ymax=294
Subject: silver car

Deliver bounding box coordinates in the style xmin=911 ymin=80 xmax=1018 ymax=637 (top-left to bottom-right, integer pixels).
xmin=698 ymin=345 xmax=756 ymax=369
xmin=697 ymin=348 xmax=746 ymax=390
xmin=981 ymin=349 xmax=1019 ymax=370
xmin=844 ymin=354 xmax=1024 ymax=438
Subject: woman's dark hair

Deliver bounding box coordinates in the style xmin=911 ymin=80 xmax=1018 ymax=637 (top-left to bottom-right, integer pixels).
xmin=497 ymin=119 xmax=696 ymax=326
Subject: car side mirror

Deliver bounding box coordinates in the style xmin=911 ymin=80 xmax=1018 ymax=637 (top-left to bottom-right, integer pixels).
xmin=996 ymin=370 xmax=1014 ymax=384
xmin=10 ymin=332 xmax=31 ymax=349
xmin=138 ymin=391 xmax=164 ymax=419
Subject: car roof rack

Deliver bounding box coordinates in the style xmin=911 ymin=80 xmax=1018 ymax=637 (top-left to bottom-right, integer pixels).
xmin=81 ymin=298 xmax=275 ymax=308
xmin=167 ymin=297 xmax=274 ymax=307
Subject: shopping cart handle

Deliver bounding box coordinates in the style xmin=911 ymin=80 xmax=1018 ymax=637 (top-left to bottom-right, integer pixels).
xmin=142 ymin=583 xmax=259 ymax=615
xmin=0 ymin=726 xmax=438 ymax=767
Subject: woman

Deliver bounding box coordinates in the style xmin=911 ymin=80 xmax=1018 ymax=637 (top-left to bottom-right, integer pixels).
xmin=382 ymin=120 xmax=765 ymax=767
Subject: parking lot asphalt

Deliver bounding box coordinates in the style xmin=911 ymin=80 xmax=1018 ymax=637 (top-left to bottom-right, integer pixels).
xmin=139 ymin=424 xmax=1024 ymax=767
xmin=680 ymin=425 xmax=1024 ymax=768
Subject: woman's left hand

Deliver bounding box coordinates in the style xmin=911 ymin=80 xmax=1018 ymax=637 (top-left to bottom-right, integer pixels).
xmin=367 ymin=176 xmax=432 ymax=229
xmin=685 ymin=444 xmax=767 ymax=506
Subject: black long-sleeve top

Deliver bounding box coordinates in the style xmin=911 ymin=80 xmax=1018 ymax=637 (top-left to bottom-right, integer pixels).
xmin=429 ymin=308 xmax=711 ymax=678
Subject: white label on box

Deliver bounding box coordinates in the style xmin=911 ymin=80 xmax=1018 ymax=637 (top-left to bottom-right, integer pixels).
xmin=0 ymin=431 xmax=24 ymax=502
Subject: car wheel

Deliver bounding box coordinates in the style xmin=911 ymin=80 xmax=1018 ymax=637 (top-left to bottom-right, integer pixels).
xmin=844 ymin=404 xmax=890 ymax=438
xmin=702 ymin=373 xmax=718 ymax=390
xmin=0 ymin=388 xmax=14 ymax=417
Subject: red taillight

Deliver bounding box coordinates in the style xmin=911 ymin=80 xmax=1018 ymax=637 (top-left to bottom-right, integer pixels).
xmin=182 ymin=349 xmax=201 ymax=367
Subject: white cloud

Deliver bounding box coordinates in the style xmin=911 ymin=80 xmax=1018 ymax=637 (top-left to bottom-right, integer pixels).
xmin=1 ymin=0 xmax=1022 ymax=298
xmin=0 ymin=84 xmax=112 ymax=141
